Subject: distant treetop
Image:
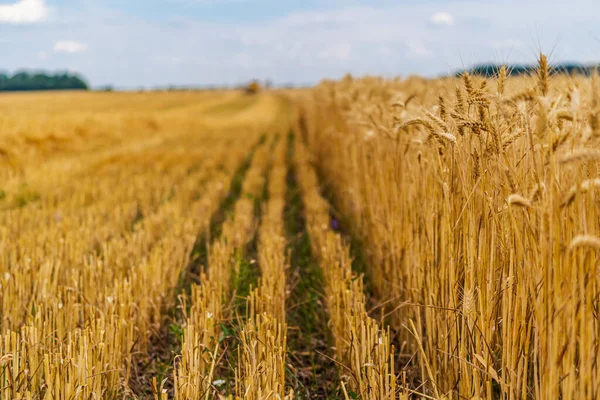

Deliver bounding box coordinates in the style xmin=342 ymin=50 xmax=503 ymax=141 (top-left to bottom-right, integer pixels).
xmin=454 ymin=63 xmax=600 ymax=78
xmin=0 ymin=70 xmax=89 ymax=92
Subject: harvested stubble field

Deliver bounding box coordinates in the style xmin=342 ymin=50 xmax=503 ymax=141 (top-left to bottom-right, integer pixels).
xmin=1 ymin=56 xmax=600 ymax=400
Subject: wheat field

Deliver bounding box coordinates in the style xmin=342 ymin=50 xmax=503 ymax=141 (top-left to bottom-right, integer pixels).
xmin=1 ymin=56 xmax=599 ymax=399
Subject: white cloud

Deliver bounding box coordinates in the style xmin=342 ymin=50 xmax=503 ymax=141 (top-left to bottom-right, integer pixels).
xmin=54 ymin=40 xmax=88 ymax=53
xmin=319 ymin=43 xmax=352 ymax=60
xmin=406 ymin=40 xmax=432 ymax=58
xmin=173 ymin=0 xmax=246 ymax=4
xmin=431 ymin=11 xmax=454 ymax=26
xmin=490 ymin=39 xmax=523 ymax=50
xmin=379 ymin=46 xmax=391 ymax=56
xmin=0 ymin=0 xmax=49 ymax=24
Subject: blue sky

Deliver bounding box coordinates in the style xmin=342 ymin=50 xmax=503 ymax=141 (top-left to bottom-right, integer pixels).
xmin=0 ymin=0 xmax=599 ymax=88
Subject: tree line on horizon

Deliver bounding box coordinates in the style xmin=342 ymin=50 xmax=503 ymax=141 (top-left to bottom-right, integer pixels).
xmin=1 ymin=63 xmax=598 ymax=93
xmin=454 ymin=62 xmax=600 ymax=78
xmin=0 ymin=71 xmax=89 ymax=92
